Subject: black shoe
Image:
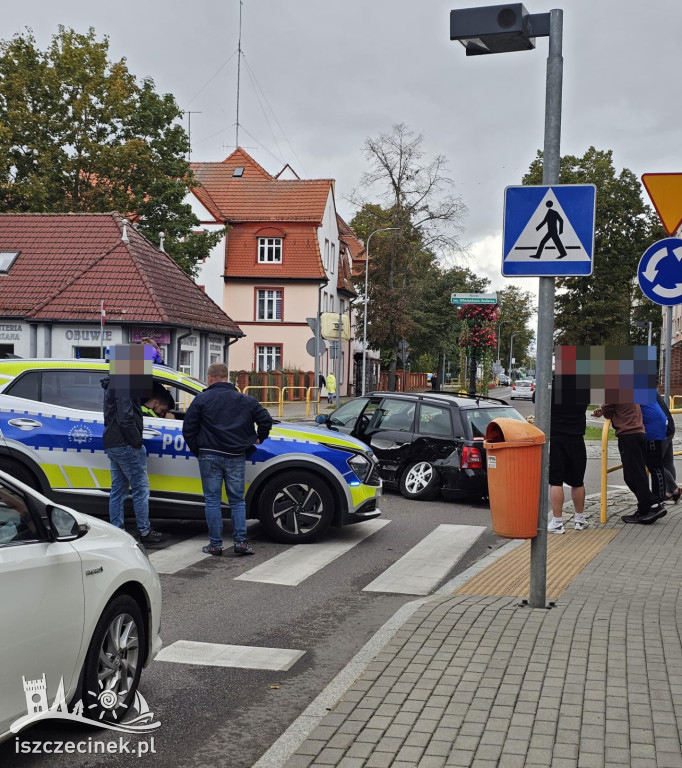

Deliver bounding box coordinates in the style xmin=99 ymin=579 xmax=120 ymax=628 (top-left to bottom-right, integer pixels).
xmin=640 ymin=504 xmax=667 ymax=524
xmin=623 ymin=505 xmax=666 ymax=525
xmin=622 ymin=511 xmax=646 ymax=524
xmin=140 ymin=528 xmax=168 ymax=545
xmin=234 ymin=541 xmax=254 ymax=556
xmin=202 ymin=544 xmax=223 ymax=557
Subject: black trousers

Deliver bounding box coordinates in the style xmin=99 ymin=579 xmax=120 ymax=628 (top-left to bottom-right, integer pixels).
xmin=618 ymin=433 xmax=657 ymax=512
xmin=645 ymin=439 xmax=666 ymax=503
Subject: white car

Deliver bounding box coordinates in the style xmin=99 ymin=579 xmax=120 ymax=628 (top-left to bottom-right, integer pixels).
xmin=510 ymin=379 xmax=535 ymax=400
xmin=0 ymin=470 xmax=162 ymax=743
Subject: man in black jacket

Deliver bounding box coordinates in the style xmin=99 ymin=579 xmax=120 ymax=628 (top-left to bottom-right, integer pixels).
xmin=102 ymin=346 xmax=166 ymax=544
xmin=183 ymin=363 xmax=273 ymax=556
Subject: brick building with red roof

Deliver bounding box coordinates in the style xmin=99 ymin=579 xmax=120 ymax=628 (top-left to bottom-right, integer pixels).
xmin=0 ymin=212 xmax=243 ymax=375
xmin=187 ymin=148 xmax=360 ymax=394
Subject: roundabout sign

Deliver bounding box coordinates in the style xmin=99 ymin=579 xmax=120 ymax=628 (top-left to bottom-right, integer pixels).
xmin=637 ymin=238 xmax=682 ymax=306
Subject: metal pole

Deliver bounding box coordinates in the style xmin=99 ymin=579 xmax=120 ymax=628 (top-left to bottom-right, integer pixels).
xmin=509 ymin=332 xmax=516 ymax=379
xmin=336 ymin=303 xmax=342 ymax=408
xmin=314 ymin=284 xmax=324 ymax=416
xmin=648 ymin=321 xmax=652 ymax=347
xmin=529 ymin=8 xmax=563 ymax=610
xmin=361 ymin=228 xmax=398 ymax=396
xmin=496 ymin=320 xmax=510 ymax=371
xmin=665 ymin=306 xmax=672 ymax=402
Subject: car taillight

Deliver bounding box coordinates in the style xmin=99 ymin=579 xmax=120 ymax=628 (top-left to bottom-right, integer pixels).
xmin=462 ymin=445 xmax=483 ymax=469
xmin=531 ymin=383 xmax=535 ymax=391
xmin=512 ymin=383 xmax=516 ymax=390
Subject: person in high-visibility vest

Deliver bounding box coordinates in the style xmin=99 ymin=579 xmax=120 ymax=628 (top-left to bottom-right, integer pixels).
xmin=326 ymin=372 xmax=336 ymax=404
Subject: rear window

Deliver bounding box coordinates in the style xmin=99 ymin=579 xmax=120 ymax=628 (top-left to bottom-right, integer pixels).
xmin=464 ymin=407 xmax=525 ymax=438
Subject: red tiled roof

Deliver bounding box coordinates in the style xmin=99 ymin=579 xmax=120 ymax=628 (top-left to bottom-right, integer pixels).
xmin=225 ymin=222 xmax=326 ymax=280
xmin=0 ymin=213 xmax=243 ymax=336
xmin=190 ymin=148 xmax=333 ymax=224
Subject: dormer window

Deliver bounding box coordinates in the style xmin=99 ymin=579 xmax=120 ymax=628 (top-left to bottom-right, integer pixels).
xmin=232 ymin=167 xmax=244 ymax=177
xmin=0 ymin=252 xmax=20 ymax=273
xmin=258 ymin=238 xmax=282 ymax=263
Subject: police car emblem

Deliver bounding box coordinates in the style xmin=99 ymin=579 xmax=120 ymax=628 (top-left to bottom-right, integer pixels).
xmin=68 ymin=425 xmax=93 ymax=445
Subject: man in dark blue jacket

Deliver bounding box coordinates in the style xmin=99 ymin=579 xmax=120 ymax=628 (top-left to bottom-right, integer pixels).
xmin=183 ymin=363 xmax=273 ymax=556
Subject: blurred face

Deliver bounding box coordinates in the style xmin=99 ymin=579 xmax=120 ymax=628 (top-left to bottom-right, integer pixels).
xmin=110 ymin=345 xmax=153 ymax=398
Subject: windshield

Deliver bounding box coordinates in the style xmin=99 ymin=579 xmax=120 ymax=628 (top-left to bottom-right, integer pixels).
xmin=464 ymin=407 xmax=525 ymax=439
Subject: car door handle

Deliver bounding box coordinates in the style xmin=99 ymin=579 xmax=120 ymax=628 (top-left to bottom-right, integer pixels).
xmin=8 ymin=418 xmax=43 ymax=430
xmin=143 ymin=428 xmax=162 ymax=437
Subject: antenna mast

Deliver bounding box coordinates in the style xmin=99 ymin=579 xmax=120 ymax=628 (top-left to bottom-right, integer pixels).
xmin=236 ymin=0 xmax=243 ymax=149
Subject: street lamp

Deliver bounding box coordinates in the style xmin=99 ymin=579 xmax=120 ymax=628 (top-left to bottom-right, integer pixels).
xmin=496 ymin=320 xmax=511 ymax=372
xmin=509 ymin=331 xmax=518 ymax=380
xmin=361 ymin=227 xmax=399 ymax=396
xmin=450 ymin=3 xmax=562 ymax=609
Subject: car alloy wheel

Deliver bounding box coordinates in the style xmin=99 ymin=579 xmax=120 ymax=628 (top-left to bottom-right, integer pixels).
xmin=400 ymin=460 xmax=440 ymax=501
xmin=259 ymin=470 xmax=334 ymax=543
xmin=81 ymin=595 xmax=145 ymax=722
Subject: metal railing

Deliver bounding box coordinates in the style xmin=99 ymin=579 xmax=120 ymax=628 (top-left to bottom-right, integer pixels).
xmin=242 ymin=385 xmax=283 ymax=417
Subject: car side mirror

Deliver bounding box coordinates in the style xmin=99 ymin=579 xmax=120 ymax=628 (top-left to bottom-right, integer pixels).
xmin=48 ymin=506 xmax=89 ymax=541
xmin=315 ymin=414 xmax=328 ymax=425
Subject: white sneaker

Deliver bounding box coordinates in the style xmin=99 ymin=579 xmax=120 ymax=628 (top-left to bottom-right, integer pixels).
xmin=574 ymin=517 xmax=588 ymax=531
xmin=548 ymin=517 xmax=565 ymax=534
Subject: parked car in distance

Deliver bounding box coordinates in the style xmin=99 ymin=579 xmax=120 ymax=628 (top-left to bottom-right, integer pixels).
xmin=511 ymin=379 xmax=535 ymax=400
xmin=497 ymin=374 xmax=511 ymax=386
xmin=0 ymin=359 xmax=382 ymax=543
xmin=0 ymin=469 xmax=162 ymax=742
xmin=315 ymin=391 xmax=525 ymax=501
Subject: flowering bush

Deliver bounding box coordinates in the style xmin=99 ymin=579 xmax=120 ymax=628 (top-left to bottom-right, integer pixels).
xmin=457 ymin=305 xmax=500 ymax=351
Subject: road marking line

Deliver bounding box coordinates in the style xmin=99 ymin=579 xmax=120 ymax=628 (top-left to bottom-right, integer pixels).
xmin=363 ymin=523 xmax=486 ymax=595
xmin=156 ymin=640 xmax=305 ymax=671
xmin=148 ymin=536 xmax=209 ymax=574
xmin=234 ymin=519 xmax=390 ymax=586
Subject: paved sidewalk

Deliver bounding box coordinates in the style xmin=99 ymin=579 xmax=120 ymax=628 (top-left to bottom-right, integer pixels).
xmin=275 ymin=490 xmax=682 ymax=768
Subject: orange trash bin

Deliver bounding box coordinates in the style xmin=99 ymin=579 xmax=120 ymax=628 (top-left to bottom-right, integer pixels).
xmin=483 ymin=418 xmax=546 ymax=539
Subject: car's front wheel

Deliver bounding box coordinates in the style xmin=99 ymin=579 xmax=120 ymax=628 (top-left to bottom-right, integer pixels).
xmin=399 ymin=460 xmax=440 ymax=501
xmin=258 ymin=471 xmax=334 ymax=543
xmin=80 ymin=595 xmax=145 ymax=723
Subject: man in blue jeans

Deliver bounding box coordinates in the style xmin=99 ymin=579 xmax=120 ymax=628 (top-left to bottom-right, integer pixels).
xmin=102 ymin=345 xmax=166 ymax=545
xmin=183 ymin=363 xmax=272 ymax=556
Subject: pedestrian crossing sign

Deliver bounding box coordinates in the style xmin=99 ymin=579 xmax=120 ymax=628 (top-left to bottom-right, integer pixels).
xmin=502 ymin=184 xmax=596 ymax=277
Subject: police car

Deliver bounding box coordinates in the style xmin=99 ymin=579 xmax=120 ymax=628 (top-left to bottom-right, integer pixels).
xmin=0 ymin=360 xmax=382 ymax=543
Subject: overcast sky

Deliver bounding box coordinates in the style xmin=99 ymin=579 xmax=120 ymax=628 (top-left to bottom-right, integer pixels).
xmin=6 ymin=0 xmax=682 ymax=300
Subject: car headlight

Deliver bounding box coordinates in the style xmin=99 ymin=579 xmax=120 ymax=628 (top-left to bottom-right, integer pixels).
xmin=347 ymin=453 xmax=373 ymax=484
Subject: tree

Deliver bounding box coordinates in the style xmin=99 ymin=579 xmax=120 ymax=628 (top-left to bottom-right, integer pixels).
xmin=0 ymin=26 xmax=222 ymax=275
xmin=351 ymin=124 xmax=468 ymax=389
xmin=523 ymin=147 xmax=664 ymax=345
xmin=495 ymin=285 xmax=535 ymax=375
xmin=411 ymin=265 xmax=489 ymax=381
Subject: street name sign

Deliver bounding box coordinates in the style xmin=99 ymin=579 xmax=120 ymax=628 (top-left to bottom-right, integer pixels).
xmin=502 ymin=184 xmax=596 ymax=277
xmin=641 ymin=173 xmax=682 ymax=235
xmin=637 ymin=238 xmax=682 ymax=306
xmin=451 ymin=293 xmax=497 ymax=305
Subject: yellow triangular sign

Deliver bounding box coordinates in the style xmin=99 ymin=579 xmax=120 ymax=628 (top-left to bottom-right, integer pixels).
xmin=641 ymin=173 xmax=682 ymax=235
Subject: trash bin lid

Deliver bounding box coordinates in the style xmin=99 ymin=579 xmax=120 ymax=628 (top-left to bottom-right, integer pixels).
xmin=485 ymin=417 xmax=546 ymax=445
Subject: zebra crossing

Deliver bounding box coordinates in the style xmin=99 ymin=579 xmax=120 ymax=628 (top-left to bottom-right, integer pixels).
xmin=152 ymin=520 xmax=488 ymax=672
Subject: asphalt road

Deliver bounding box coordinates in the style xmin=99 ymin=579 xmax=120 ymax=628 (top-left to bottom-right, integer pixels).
xmin=2 ymin=489 xmax=506 ymax=768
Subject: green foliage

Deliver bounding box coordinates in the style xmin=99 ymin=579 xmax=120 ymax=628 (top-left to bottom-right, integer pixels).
xmin=523 ymin=147 xmax=664 ymax=345
xmin=0 ymin=26 xmax=222 ymax=275
xmin=496 ymin=285 xmax=535 ymax=373
xmin=351 ymin=125 xmax=467 ymax=389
